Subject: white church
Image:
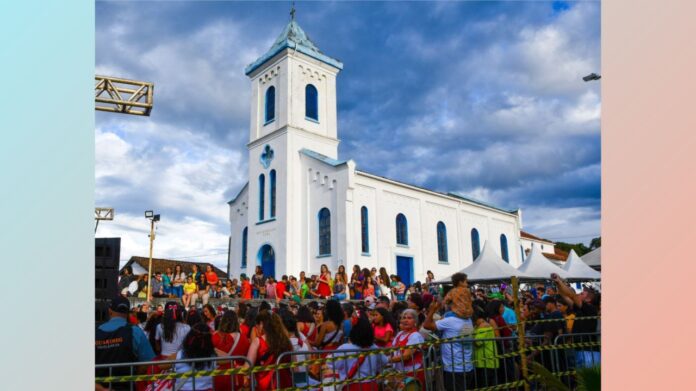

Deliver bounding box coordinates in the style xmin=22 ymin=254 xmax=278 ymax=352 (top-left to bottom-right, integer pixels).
xmin=227 ymin=17 xmax=527 ymax=285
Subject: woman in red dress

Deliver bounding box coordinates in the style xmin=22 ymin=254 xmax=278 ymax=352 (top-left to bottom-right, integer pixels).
xmin=245 ymin=311 xmax=293 ymax=391
xmin=317 ymin=264 xmax=332 ymax=298
xmin=212 ymin=311 xmax=250 ymax=391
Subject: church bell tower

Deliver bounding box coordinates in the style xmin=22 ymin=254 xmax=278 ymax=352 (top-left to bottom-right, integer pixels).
xmin=242 ymin=10 xmax=343 ymax=277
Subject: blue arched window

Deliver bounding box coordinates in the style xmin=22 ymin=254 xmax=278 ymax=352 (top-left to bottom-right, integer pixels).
xmin=471 ymin=228 xmax=480 ymax=260
xmin=437 ymin=221 xmax=448 ymax=263
xmin=318 ymin=208 xmax=331 ymax=255
xmin=360 ymin=206 xmax=369 ymax=254
xmin=396 ymin=213 xmax=408 ymax=245
xmin=270 ymin=170 xmax=276 ymax=218
xmin=258 ymin=174 xmax=265 ymax=221
xmin=241 ymin=227 xmax=248 ymax=268
xmin=265 ymin=86 xmax=275 ymax=123
xmin=305 ymin=84 xmax=318 ymax=121
xmin=500 ymin=234 xmax=509 ymax=263
xmin=520 ymin=245 xmax=525 ymax=262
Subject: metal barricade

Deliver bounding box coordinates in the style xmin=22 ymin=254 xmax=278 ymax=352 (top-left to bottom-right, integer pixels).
xmin=94 ymin=332 xmax=600 ymax=391
xmin=274 ymin=343 xmax=433 ymax=391
xmin=95 ymin=355 xmax=253 ymax=391
xmin=552 ymin=332 xmax=601 ymax=389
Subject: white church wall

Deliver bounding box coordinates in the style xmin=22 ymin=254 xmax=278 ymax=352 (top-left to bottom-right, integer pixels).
xmin=351 ymin=172 xmax=522 ymax=282
xmin=228 ymin=187 xmax=249 ymax=276
xmin=520 ymin=238 xmax=556 ymax=256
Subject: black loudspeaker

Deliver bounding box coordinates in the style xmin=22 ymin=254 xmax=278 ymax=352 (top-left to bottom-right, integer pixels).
xmin=96 ymin=238 xmax=121 ymax=322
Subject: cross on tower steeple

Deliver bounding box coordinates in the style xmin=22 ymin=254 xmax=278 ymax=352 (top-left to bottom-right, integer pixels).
xmin=290 ymin=2 xmax=296 ymax=21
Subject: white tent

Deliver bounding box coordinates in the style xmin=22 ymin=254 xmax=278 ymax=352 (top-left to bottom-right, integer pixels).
xmin=581 ymin=247 xmax=601 ymax=270
xmin=517 ymin=245 xmax=570 ymax=280
xmin=434 ymin=241 xmax=527 ymax=283
xmin=562 ymin=249 xmax=601 ymax=280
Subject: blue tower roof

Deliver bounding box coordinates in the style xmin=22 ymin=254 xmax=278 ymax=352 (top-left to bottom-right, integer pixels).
xmin=245 ymin=20 xmax=343 ymax=75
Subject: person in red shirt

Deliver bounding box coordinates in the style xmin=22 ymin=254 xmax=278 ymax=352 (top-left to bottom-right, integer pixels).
xmin=276 ymin=275 xmax=287 ymax=303
xmin=240 ymin=274 xmax=252 ymax=300
xmin=205 ymin=265 xmax=219 ymax=286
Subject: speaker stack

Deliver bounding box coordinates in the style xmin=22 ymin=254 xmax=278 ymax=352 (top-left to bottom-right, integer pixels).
xmin=95 ymin=238 xmax=121 ymax=323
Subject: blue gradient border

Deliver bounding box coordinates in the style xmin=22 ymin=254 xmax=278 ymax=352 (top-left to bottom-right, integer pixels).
xmin=0 ymin=1 xmax=93 ymax=389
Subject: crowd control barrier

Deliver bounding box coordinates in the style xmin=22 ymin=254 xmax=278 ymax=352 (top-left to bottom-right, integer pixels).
xmin=96 ymin=327 xmax=600 ymax=391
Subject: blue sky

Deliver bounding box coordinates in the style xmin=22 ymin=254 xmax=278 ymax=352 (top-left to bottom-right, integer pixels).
xmin=95 ymin=1 xmax=601 ymax=268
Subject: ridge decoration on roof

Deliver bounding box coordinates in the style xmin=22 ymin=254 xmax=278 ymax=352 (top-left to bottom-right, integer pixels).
xmin=245 ymin=19 xmax=343 ymax=75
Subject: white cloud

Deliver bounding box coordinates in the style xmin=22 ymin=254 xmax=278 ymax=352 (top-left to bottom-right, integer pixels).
xmin=97 ymin=212 xmax=230 ymax=269
xmin=521 ymin=205 xmax=600 ymax=245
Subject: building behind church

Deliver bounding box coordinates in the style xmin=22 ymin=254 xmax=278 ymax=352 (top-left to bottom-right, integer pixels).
xmin=227 ymin=17 xmax=530 ymax=285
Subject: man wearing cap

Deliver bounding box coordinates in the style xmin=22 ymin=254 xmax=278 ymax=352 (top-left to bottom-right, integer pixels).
xmin=376 ymin=295 xmax=390 ymax=310
xmin=95 ymin=296 xmax=155 ymax=390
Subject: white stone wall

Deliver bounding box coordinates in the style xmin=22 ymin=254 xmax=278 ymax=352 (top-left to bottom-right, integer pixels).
xmin=350 ymin=172 xmax=523 ymax=282
xmin=520 ymin=237 xmax=556 ymax=257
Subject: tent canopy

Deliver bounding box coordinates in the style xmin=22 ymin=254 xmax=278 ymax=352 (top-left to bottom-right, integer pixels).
xmin=581 ymin=247 xmax=601 ymax=268
xmin=433 ymin=241 xmax=527 ymax=284
xmin=517 ymin=245 xmax=569 ymax=280
xmin=563 ymin=249 xmax=601 ymax=281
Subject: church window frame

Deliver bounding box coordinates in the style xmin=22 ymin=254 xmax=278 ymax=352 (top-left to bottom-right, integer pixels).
xmin=437 ymin=221 xmax=448 ymax=263
xmin=396 ymin=213 xmax=409 ymax=246
xmin=360 ymin=206 xmax=369 ymax=254
xmin=241 ymin=227 xmax=248 ymax=268
xmin=270 ymin=170 xmax=276 ymax=218
xmin=305 ymin=84 xmax=319 ymax=122
xmin=318 ymin=208 xmax=331 ymax=256
xmin=264 ymin=86 xmax=275 ymax=124
xmin=500 ymin=234 xmax=509 ymax=263
xmin=258 ymin=174 xmax=265 ymax=221
xmin=471 ymin=228 xmax=481 ymax=260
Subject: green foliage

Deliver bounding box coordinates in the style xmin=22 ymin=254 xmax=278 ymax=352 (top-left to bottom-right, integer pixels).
xmin=527 ymin=362 xmax=570 ymax=391
xmin=555 ymin=242 xmax=590 ymax=256
xmin=576 ymin=365 xmax=601 ymax=391
xmin=589 ymin=237 xmax=601 ymax=250
xmin=556 ymin=237 xmax=600 ymax=256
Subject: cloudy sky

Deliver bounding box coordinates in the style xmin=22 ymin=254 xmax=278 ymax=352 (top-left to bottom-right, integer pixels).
xmin=95 ymin=1 xmax=601 ymax=269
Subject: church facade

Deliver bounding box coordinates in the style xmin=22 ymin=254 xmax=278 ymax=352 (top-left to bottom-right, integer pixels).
xmin=227 ymin=19 xmax=525 ymax=285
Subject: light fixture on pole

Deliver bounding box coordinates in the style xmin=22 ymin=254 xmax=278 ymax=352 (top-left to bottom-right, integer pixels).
xmin=144 ymin=210 xmax=160 ymax=302
xmin=582 ymin=73 xmax=601 ymax=82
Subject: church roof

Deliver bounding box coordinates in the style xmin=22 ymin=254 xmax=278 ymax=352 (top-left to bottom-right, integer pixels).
xmin=245 ymin=19 xmax=343 ymax=76
xmin=355 ymin=170 xmax=519 ymax=216
xmin=300 ymin=148 xmax=348 ymax=167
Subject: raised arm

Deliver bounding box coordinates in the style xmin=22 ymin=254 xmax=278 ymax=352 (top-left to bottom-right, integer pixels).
xmin=423 ymin=300 xmax=441 ymax=331
xmin=552 ymin=273 xmax=581 ymax=307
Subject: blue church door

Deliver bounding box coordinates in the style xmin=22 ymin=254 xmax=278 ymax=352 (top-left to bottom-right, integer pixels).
xmin=257 ymin=244 xmax=275 ymax=278
xmin=396 ymin=256 xmax=414 ymax=287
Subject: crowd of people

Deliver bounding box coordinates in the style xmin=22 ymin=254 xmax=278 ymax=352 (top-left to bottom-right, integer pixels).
xmin=117 ymin=263 xmax=424 ymax=308
xmin=98 ymin=266 xmax=601 ymax=391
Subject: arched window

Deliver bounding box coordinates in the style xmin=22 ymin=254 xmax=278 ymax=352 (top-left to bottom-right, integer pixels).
xmin=520 ymin=245 xmax=525 ymax=263
xmin=265 ymin=86 xmax=275 ymax=123
xmin=318 ymin=208 xmax=331 ymax=255
xmin=305 ymin=84 xmax=318 ymax=121
xmin=437 ymin=221 xmax=448 ymax=263
xmin=360 ymin=206 xmax=369 ymax=254
xmin=471 ymin=228 xmax=480 ymax=260
xmin=270 ymin=170 xmax=276 ymax=218
xmin=258 ymin=174 xmax=265 ymax=221
xmin=396 ymin=213 xmax=408 ymax=245
xmin=500 ymin=234 xmax=509 ymax=263
xmin=241 ymin=227 xmax=248 ymax=268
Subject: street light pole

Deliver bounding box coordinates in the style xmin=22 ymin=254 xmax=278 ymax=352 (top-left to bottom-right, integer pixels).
xmin=147 ymin=217 xmax=155 ymax=302
xmin=144 ymin=210 xmax=160 ymax=303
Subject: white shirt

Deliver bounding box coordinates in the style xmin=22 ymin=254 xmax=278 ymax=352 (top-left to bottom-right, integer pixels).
xmin=392 ymin=331 xmax=424 ymax=372
xmin=155 ymin=322 xmax=191 ymax=356
xmin=436 ymin=316 xmax=474 ymax=373
xmin=333 ymin=343 xmax=388 ymax=380
xmin=174 ymin=350 xmax=213 ymax=390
